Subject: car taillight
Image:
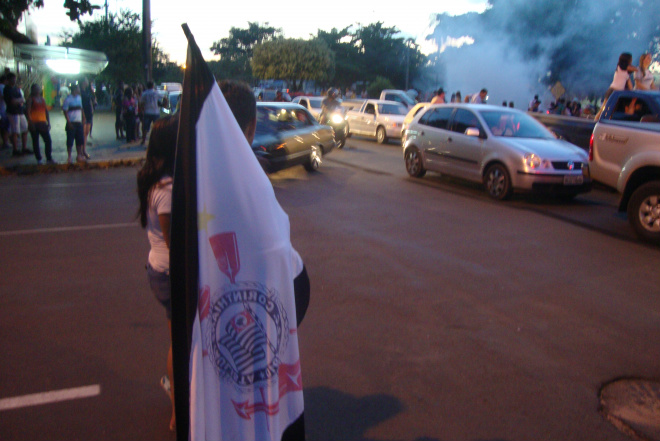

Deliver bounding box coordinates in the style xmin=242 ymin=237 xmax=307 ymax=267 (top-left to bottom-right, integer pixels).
xmin=588 ymin=133 xmax=594 ymax=161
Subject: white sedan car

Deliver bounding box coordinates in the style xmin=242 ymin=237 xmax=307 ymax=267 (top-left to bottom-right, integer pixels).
xmin=402 ymin=104 xmax=592 ymax=200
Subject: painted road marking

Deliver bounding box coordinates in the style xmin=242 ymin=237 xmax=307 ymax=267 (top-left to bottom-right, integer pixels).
xmin=0 ymin=385 xmax=101 ymax=411
xmin=0 ymin=222 xmax=138 ymax=237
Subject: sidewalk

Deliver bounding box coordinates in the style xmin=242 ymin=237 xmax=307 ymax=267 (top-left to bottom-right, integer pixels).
xmin=0 ymin=110 xmax=146 ymax=175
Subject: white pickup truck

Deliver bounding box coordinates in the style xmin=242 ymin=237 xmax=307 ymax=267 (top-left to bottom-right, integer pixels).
xmin=589 ymin=90 xmax=660 ymax=243
xmin=344 ymin=99 xmax=408 ymax=144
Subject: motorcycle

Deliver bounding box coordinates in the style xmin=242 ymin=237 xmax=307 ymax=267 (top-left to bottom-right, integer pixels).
xmin=319 ymin=107 xmax=349 ymax=149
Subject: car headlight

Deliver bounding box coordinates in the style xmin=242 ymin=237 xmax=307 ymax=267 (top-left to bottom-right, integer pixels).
xmin=523 ymin=153 xmax=550 ymax=169
xmin=331 ymin=114 xmax=343 ymax=124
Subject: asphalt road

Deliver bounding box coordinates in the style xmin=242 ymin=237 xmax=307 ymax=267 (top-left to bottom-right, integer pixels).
xmin=1 ymin=136 xmax=659 ymax=441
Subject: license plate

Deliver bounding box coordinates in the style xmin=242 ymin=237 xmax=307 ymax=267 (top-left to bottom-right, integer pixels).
xmin=564 ymin=175 xmax=583 ymax=185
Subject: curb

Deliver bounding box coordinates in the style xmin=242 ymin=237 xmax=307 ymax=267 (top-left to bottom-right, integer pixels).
xmin=0 ymin=157 xmax=144 ymax=176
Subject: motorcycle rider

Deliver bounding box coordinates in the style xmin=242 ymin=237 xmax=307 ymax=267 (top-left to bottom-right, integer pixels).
xmin=319 ymin=88 xmax=341 ymax=124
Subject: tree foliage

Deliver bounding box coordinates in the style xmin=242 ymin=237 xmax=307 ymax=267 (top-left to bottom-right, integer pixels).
xmin=1 ymin=0 xmax=97 ymax=31
xmin=61 ymin=10 xmax=180 ymax=85
xmin=315 ymin=27 xmax=361 ymax=89
xmin=366 ymin=76 xmax=395 ymax=98
xmin=1 ymin=0 xmax=44 ymax=29
xmin=61 ymin=10 xmax=142 ymax=84
xmin=208 ymin=22 xmax=280 ymax=82
xmin=252 ymin=38 xmax=335 ymax=91
xmin=152 ymin=41 xmax=184 ymax=84
xmin=313 ymin=22 xmax=426 ymax=91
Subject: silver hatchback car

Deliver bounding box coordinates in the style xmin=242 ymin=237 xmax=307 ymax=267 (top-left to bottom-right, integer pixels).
xmin=402 ymin=104 xmax=592 ymax=199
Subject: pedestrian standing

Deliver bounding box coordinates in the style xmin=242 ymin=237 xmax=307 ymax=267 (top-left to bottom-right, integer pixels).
xmin=3 ymin=72 xmax=29 ymax=156
xmin=62 ymin=84 xmax=86 ymax=164
xmin=26 ymin=83 xmax=54 ymax=164
xmin=113 ymin=81 xmax=125 ymax=139
xmin=140 ymin=81 xmax=161 ymax=145
xmin=122 ymin=87 xmax=137 ymax=143
xmin=0 ymin=74 xmax=10 ymax=150
xmin=137 ymin=114 xmax=179 ymax=432
xmin=80 ymin=78 xmax=95 ymax=159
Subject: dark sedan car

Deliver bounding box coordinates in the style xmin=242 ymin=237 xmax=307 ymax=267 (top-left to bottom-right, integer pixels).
xmin=253 ymin=102 xmax=336 ymax=173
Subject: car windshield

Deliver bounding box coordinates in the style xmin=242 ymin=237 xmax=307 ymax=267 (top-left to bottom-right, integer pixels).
xmin=480 ymin=110 xmax=554 ymax=139
xmin=379 ymin=103 xmax=408 ymax=115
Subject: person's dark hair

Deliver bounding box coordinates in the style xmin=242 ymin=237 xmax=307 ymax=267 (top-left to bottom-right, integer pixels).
xmin=137 ymin=114 xmax=179 ymax=227
xmin=618 ymin=52 xmax=633 ymax=70
xmin=124 ymin=87 xmax=133 ymax=99
xmin=146 ymin=80 xmax=154 ymax=89
xmin=218 ymin=80 xmax=256 ymax=134
xmin=6 ymin=72 xmax=16 ymax=81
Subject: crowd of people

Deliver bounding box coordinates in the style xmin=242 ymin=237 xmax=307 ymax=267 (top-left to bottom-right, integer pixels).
xmin=112 ymin=80 xmax=163 ymax=145
xmin=0 ymin=70 xmax=98 ymax=164
xmin=0 ymin=71 xmax=166 ymax=165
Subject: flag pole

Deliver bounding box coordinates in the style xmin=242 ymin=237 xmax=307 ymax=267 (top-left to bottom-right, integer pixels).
xmin=170 ymin=22 xmax=212 ymax=441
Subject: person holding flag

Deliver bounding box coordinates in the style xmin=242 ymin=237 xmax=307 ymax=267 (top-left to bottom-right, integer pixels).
xmin=169 ymin=25 xmax=309 ymax=441
xmin=137 ymin=114 xmax=179 ymax=432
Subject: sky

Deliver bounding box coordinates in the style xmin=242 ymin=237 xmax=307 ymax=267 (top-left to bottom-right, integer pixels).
xmin=19 ymin=0 xmax=490 ymax=63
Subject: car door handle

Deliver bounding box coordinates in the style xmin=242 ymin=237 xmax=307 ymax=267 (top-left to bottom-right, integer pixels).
xmin=447 ymin=137 xmax=452 ymax=142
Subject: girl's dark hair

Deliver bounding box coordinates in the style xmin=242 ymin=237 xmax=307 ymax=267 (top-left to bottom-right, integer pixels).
xmin=618 ymin=52 xmax=633 ymax=70
xmin=137 ymin=114 xmax=179 ymax=227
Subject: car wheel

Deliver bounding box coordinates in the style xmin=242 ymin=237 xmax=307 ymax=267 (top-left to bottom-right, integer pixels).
xmin=304 ymin=145 xmax=322 ymax=172
xmin=484 ymin=163 xmax=512 ymax=200
xmin=337 ymin=137 xmax=345 ymax=149
xmin=405 ymin=148 xmax=426 ymax=177
xmin=627 ymin=181 xmax=660 ymax=244
xmin=376 ymin=126 xmax=388 ymax=144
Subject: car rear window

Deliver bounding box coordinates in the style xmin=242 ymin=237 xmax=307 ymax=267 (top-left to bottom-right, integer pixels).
xmin=419 ymin=107 xmax=453 ymax=129
xmin=379 ymin=103 xmax=408 ymax=115
xmin=480 ymin=110 xmax=554 ymax=139
xmin=256 ymin=106 xmax=315 ymax=134
xmin=450 ymin=109 xmax=482 ymax=135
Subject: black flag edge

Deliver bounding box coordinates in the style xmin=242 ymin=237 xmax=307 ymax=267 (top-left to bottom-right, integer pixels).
xmin=169 ymin=23 xmax=216 ymax=441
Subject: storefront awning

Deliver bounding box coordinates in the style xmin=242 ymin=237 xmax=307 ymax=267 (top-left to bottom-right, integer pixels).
xmin=13 ymin=44 xmax=108 ymax=75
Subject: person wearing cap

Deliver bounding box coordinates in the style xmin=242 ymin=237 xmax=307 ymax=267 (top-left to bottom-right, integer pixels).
xmin=430 ymin=88 xmax=446 ymax=104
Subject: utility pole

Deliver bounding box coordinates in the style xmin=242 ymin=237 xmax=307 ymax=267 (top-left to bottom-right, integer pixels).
xmin=142 ymin=0 xmax=152 ymax=82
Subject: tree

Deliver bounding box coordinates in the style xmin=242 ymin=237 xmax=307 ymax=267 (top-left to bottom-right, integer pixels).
xmin=152 ymin=41 xmax=184 ymax=84
xmin=251 ymin=38 xmax=335 ymax=91
xmin=1 ymin=0 xmax=97 ymax=32
xmin=349 ymin=22 xmax=427 ymax=89
xmin=1 ymin=0 xmax=44 ymax=29
xmin=366 ymin=76 xmax=395 ymax=98
xmin=315 ymin=27 xmax=362 ymax=89
xmin=209 ymin=22 xmax=281 ymax=82
xmin=61 ymin=10 xmax=143 ymax=84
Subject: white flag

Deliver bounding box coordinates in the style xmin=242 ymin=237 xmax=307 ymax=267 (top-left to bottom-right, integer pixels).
xmin=171 ymin=25 xmax=304 ymax=441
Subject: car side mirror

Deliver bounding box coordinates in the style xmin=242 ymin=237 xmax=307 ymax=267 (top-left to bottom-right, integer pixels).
xmin=465 ymin=127 xmax=481 ymax=137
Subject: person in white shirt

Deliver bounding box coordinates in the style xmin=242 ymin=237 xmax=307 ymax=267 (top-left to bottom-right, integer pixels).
xmin=596 ymin=52 xmax=637 ymax=119
xmin=137 ymin=114 xmax=178 ymax=432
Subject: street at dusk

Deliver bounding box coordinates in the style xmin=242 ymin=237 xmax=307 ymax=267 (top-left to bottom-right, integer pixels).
xmin=1 ymin=136 xmax=659 ymax=440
